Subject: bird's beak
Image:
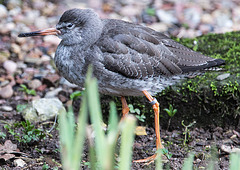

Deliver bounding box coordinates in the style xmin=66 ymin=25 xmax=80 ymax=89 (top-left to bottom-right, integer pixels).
xmin=18 ymin=28 xmax=61 ymax=37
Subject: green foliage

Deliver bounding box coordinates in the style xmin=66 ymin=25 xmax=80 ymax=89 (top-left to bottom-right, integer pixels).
xmin=145 ymin=7 xmax=156 ymax=16
xmin=16 ymin=104 xmax=28 ymax=112
xmin=0 ymin=131 xmax=6 ymax=139
xmin=230 ymin=152 xmax=240 ymax=170
xmin=164 ymin=104 xmax=177 ymax=130
xmin=70 ymin=91 xmax=83 ymax=100
xmin=42 ymin=163 xmax=49 ymax=170
xmin=181 ymin=120 xmax=196 ymax=146
xmin=128 ymin=104 xmax=146 ymax=122
xmin=19 ymin=84 xmax=36 ymax=96
xmin=4 ymin=120 xmax=46 ymax=143
xmin=164 ymin=104 xmax=177 ymax=118
xmin=161 ymin=148 xmax=172 ymax=159
xmin=129 ymin=104 xmax=146 ymax=122
xmin=59 ymin=66 xmax=136 ymax=170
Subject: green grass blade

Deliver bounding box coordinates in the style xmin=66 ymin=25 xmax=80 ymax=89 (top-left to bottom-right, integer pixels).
xmin=230 ymin=152 xmax=240 ymax=170
xmin=72 ymin=94 xmax=88 ymax=170
xmin=155 ymin=149 xmax=163 ymax=170
xmin=66 ymin=106 xmax=75 ymax=154
xmin=119 ymin=115 xmax=136 ymax=170
xmin=108 ymin=101 xmax=118 ymax=135
xmin=59 ymin=108 xmax=74 ymax=169
xmin=85 ymin=67 xmax=106 ymax=168
xmin=182 ymin=153 xmax=194 ymax=170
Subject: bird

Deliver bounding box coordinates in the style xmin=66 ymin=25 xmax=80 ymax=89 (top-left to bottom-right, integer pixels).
xmin=18 ymin=8 xmax=225 ymax=163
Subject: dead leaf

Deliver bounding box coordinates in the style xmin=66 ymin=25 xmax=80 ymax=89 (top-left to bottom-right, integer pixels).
xmin=135 ymin=126 xmax=147 ymax=136
xmin=0 ymin=140 xmax=26 ymax=162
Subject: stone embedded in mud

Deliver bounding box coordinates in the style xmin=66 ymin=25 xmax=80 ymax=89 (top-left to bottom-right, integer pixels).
xmin=13 ymin=159 xmax=26 ymax=167
xmin=216 ymin=73 xmax=230 ymax=80
xmin=22 ymin=98 xmax=65 ymax=123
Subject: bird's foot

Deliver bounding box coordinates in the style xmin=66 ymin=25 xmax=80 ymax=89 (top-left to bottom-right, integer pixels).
xmin=133 ymin=154 xmax=156 ymax=165
xmin=133 ymin=152 xmax=169 ymax=165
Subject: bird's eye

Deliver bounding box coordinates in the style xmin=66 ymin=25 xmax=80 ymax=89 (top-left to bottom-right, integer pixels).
xmin=66 ymin=23 xmax=74 ymax=29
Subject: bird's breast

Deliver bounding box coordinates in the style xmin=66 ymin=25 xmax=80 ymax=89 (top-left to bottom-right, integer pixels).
xmin=54 ymin=44 xmax=86 ymax=87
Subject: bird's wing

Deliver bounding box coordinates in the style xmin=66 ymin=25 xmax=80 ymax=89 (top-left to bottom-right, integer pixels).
xmin=96 ymin=20 xmax=223 ymax=79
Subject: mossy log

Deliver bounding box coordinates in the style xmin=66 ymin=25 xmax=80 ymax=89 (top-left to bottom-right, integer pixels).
xmin=100 ymin=31 xmax=240 ymax=129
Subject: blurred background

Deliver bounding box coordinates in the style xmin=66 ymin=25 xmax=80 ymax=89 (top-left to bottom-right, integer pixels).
xmin=1 ymin=0 xmax=240 ymax=39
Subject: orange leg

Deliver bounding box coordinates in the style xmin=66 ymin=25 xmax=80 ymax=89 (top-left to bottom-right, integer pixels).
xmin=120 ymin=96 xmax=130 ymax=121
xmin=134 ymin=90 xmax=163 ymax=163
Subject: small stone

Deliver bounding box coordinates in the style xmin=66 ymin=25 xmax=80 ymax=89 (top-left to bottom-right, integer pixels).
xmin=0 ymin=22 xmax=15 ymax=34
xmin=0 ymin=51 xmax=10 ymax=63
xmin=0 ymin=80 xmax=10 ymax=87
xmin=45 ymin=87 xmax=63 ymax=98
xmin=0 ymin=105 xmax=13 ymax=112
xmin=11 ymin=43 xmax=21 ymax=54
xmin=28 ymin=79 xmax=42 ymax=90
xmin=220 ymin=145 xmax=240 ymax=154
xmin=156 ymin=9 xmax=178 ymax=24
xmin=34 ymin=16 xmax=49 ymax=29
xmin=43 ymin=73 xmax=60 ymax=87
xmin=13 ymin=158 xmax=26 ymax=167
xmin=24 ymin=10 xmax=40 ymax=25
xmin=22 ymin=98 xmax=65 ymax=122
xmin=41 ymin=55 xmax=51 ymax=62
xmin=0 ymin=85 xmax=13 ymax=98
xmin=0 ymin=4 xmax=8 ymax=18
xmin=3 ymin=60 xmax=17 ymax=74
xmin=7 ymin=0 xmax=21 ymax=10
xmin=216 ymin=73 xmax=230 ymax=80
xmin=120 ymin=5 xmax=142 ymax=17
xmin=43 ymin=35 xmax=61 ymax=46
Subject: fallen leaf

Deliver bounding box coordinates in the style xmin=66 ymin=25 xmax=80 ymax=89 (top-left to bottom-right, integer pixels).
xmin=135 ymin=126 xmax=147 ymax=136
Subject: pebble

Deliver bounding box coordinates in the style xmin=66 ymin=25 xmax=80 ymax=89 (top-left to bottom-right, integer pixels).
xmin=28 ymin=79 xmax=42 ymax=90
xmin=156 ymin=9 xmax=178 ymax=24
xmin=0 ymin=80 xmax=10 ymax=87
xmin=45 ymin=87 xmax=63 ymax=98
xmin=184 ymin=7 xmax=202 ymax=28
xmin=0 ymin=51 xmax=10 ymax=63
xmin=24 ymin=10 xmax=40 ymax=25
xmin=120 ymin=5 xmax=142 ymax=17
xmin=41 ymin=55 xmax=51 ymax=62
xmin=43 ymin=73 xmax=60 ymax=87
xmin=0 ymin=85 xmax=13 ymax=98
xmin=221 ymin=144 xmax=240 ymax=154
xmin=43 ymin=35 xmax=61 ymax=46
xmin=7 ymin=0 xmax=21 ymax=10
xmin=11 ymin=43 xmax=21 ymax=54
xmin=0 ymin=4 xmax=8 ymax=18
xmin=0 ymin=22 xmax=15 ymax=34
xmin=216 ymin=73 xmax=230 ymax=80
xmin=3 ymin=60 xmax=18 ymax=74
xmin=13 ymin=158 xmax=26 ymax=167
xmin=34 ymin=16 xmax=49 ymax=29
xmin=22 ymin=98 xmax=65 ymax=122
xmin=0 ymin=106 xmax=13 ymax=112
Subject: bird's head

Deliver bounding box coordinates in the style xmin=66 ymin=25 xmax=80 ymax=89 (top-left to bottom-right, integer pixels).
xmin=18 ymin=8 xmax=102 ymax=46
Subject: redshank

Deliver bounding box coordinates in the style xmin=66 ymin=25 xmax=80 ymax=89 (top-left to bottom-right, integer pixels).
xmin=18 ymin=8 xmax=225 ymax=163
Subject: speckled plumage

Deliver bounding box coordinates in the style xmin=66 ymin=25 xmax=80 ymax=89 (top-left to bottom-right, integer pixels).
xmin=54 ymin=8 xmax=224 ymax=96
